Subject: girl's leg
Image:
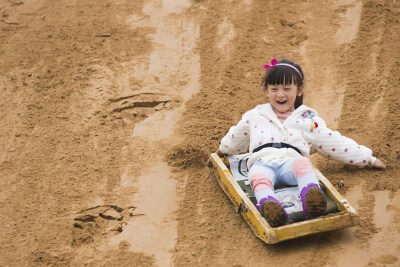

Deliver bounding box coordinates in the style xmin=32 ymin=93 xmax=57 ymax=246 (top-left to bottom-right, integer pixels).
xmin=291 ymin=157 xmax=319 ymax=189
xmin=248 ymin=161 xmax=288 ymax=226
xmin=281 ymin=157 xmax=327 ymax=218
xmin=247 ymin=160 xmax=277 ymax=203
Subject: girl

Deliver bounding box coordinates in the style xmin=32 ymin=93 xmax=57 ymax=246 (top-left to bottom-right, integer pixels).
xmin=208 ymin=58 xmax=386 ymax=227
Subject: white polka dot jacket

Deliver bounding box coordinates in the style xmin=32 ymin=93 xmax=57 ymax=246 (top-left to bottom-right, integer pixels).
xmin=219 ymin=103 xmax=377 ymax=168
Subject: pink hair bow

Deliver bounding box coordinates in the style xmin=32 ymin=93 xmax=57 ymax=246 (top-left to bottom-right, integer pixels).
xmin=262 ymin=58 xmax=277 ymax=69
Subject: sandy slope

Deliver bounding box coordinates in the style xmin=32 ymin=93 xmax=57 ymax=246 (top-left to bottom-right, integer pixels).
xmin=1 ymin=0 xmax=399 ymax=266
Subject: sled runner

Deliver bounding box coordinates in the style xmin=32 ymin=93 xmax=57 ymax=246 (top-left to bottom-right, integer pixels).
xmin=209 ymin=153 xmax=360 ymax=244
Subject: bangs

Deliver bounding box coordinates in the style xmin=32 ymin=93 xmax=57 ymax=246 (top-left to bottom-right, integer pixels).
xmin=265 ymin=66 xmax=301 ymax=86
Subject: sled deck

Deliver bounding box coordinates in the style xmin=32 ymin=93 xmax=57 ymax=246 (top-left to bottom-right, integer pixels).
xmin=210 ymin=153 xmax=360 ymax=244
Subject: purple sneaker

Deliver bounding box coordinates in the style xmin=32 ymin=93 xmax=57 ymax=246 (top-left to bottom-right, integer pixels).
xmin=301 ymin=183 xmax=327 ymax=219
xmin=256 ymin=196 xmax=289 ymax=227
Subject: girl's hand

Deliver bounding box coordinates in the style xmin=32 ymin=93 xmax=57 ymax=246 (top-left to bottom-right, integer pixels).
xmin=206 ymin=156 xmax=213 ymax=167
xmin=373 ymin=159 xmax=387 ymax=169
xmin=206 ymin=149 xmax=224 ymax=167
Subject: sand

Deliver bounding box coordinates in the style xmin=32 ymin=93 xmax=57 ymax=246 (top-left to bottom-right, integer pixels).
xmin=1 ymin=0 xmax=399 ymax=266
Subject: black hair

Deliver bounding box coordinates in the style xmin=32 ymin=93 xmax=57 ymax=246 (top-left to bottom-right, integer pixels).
xmin=259 ymin=59 xmax=304 ymax=109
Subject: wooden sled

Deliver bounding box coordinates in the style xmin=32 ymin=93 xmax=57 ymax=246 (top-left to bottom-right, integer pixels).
xmin=210 ymin=153 xmax=360 ymax=244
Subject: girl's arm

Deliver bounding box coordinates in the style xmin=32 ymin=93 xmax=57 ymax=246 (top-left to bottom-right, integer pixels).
xmin=218 ymin=113 xmax=251 ymax=155
xmin=206 ymin=112 xmax=251 ymax=166
xmin=304 ymin=114 xmax=386 ymax=169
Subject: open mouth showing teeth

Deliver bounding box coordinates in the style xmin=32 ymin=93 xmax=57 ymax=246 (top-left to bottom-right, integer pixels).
xmin=277 ymin=100 xmax=287 ymax=105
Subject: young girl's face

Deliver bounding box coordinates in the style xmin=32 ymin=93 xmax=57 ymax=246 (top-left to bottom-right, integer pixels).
xmin=266 ymin=82 xmax=303 ymax=113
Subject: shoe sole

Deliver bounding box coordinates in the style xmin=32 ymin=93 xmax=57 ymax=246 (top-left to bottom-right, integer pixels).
xmin=262 ymin=201 xmax=286 ymax=227
xmin=305 ymin=187 xmax=327 ymax=218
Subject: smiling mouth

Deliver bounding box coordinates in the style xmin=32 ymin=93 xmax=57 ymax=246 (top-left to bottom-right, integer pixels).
xmin=277 ymin=100 xmax=287 ymax=105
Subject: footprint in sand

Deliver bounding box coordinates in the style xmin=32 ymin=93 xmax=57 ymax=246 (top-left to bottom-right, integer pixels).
xmin=72 ymin=205 xmax=139 ymax=246
xmin=108 ymin=93 xmax=175 ymax=125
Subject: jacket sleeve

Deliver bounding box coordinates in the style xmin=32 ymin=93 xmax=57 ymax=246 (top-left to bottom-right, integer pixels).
xmin=218 ymin=112 xmax=251 ymax=156
xmin=304 ymin=114 xmax=377 ymax=167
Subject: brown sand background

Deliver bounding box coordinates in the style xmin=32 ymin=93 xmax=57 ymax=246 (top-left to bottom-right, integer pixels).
xmin=1 ymin=0 xmax=400 ymax=266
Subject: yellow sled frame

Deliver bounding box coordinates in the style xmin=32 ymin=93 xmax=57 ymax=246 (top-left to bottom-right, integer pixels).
xmin=210 ymin=153 xmax=360 ymax=244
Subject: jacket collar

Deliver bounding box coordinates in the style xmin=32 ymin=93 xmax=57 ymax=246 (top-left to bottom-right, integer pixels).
xmin=256 ymin=103 xmax=318 ymax=125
